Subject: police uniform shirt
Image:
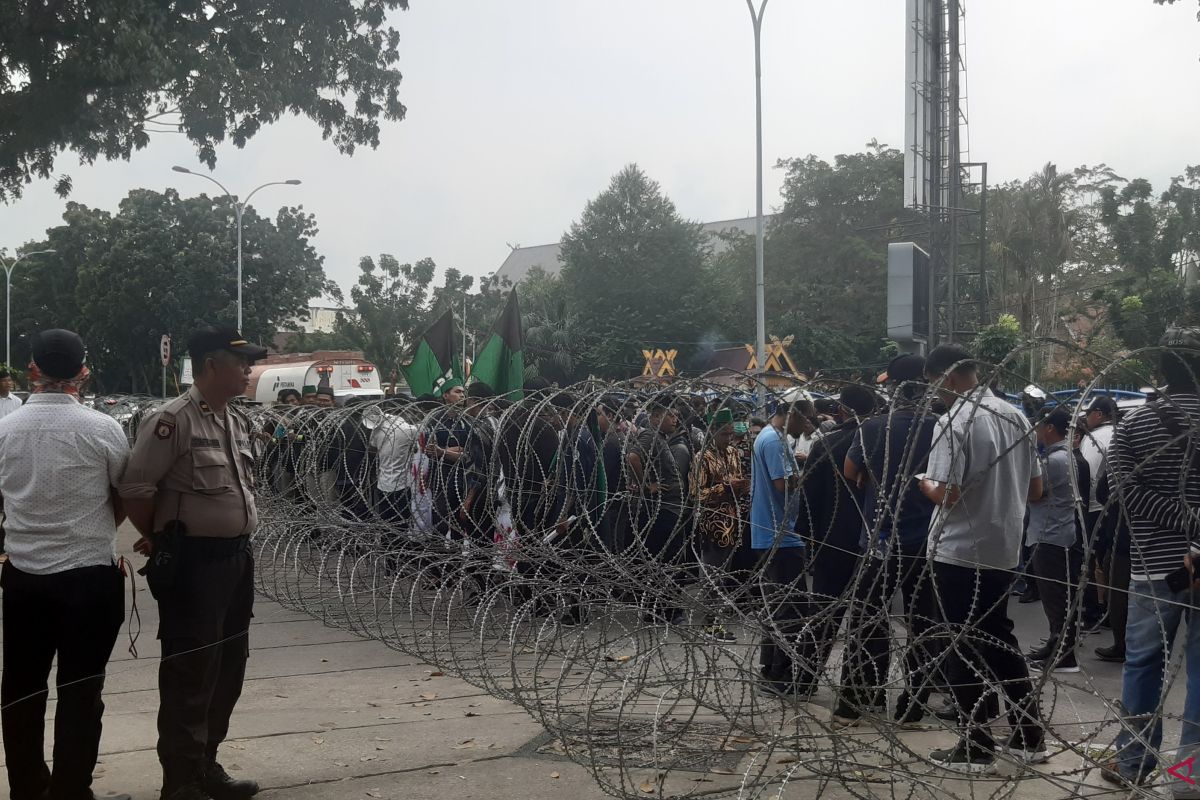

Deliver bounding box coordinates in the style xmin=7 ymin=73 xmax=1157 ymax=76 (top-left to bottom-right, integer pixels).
xmin=119 ymin=386 xmax=257 ymax=537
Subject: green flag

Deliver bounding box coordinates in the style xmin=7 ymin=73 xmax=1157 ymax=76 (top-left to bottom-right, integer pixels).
xmin=403 ymin=307 xmax=463 ymax=397
xmin=471 ymin=288 xmax=524 ymax=400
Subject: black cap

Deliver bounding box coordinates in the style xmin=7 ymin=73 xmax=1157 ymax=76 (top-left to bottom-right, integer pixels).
xmin=886 ymin=353 xmax=926 ymax=384
xmin=1085 ymin=396 xmax=1118 ymax=419
xmin=0 ymin=369 xmax=9 ymax=379
xmin=315 ymin=385 xmax=336 ymax=398
xmin=187 ymin=325 xmax=268 ymax=363
xmin=31 ymin=329 xmax=86 ymax=379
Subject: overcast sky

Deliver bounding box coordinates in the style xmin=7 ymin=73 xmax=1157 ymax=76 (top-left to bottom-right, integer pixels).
xmin=3 ymin=0 xmax=1198 ymax=302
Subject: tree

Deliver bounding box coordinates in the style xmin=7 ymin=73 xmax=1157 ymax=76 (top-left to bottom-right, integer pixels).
xmin=1 ymin=0 xmax=409 ymax=201
xmin=517 ymin=267 xmax=586 ymax=384
xmin=13 ymin=188 xmax=332 ymax=392
xmin=1155 ymin=0 xmax=1200 ymax=21
xmin=560 ymin=165 xmax=708 ymax=378
xmin=282 ymin=328 xmax=358 ymax=354
xmin=337 ymin=255 xmax=436 ymax=379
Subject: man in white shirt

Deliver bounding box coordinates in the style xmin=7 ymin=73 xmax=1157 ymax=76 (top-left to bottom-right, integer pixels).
xmin=370 ymin=402 xmax=420 ymax=523
xmin=0 ymin=368 xmax=23 ymax=420
xmin=0 ymin=329 xmax=131 ymax=800
xmin=1078 ymin=396 xmax=1117 ymax=634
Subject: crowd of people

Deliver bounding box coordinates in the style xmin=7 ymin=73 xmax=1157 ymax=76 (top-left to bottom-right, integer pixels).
xmin=0 ymin=322 xmax=1198 ymax=799
xmin=254 ymin=337 xmax=1199 ymax=791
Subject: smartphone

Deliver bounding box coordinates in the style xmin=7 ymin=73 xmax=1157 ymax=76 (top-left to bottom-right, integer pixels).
xmin=1166 ymin=564 xmax=1195 ymax=593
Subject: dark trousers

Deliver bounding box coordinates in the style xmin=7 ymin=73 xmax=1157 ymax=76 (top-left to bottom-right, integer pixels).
xmin=840 ymin=548 xmax=944 ymax=712
xmin=1081 ymin=510 xmax=1107 ymax=623
xmin=932 ymin=561 xmax=1040 ymax=750
xmin=804 ymin=541 xmax=860 ymax=674
xmin=758 ymin=547 xmax=815 ymax=688
xmin=1 ymin=562 xmax=124 ymax=800
xmin=1032 ymin=543 xmax=1084 ymax=655
xmin=157 ymin=538 xmax=254 ymax=792
xmin=1106 ymin=547 xmax=1131 ymax=649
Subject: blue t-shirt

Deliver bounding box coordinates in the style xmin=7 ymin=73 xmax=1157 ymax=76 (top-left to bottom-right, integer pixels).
xmin=750 ymin=425 xmax=801 ymax=549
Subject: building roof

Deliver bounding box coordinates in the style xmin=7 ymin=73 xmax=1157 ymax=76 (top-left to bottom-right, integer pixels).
xmin=493 ymin=214 xmax=776 ymax=285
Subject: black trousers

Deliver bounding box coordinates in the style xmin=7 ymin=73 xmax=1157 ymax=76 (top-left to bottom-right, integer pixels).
xmin=839 ymin=547 xmax=944 ymax=712
xmin=1 ymin=562 xmax=124 ymax=800
xmin=804 ymin=541 xmax=860 ymax=675
xmin=1105 ymin=546 xmax=1131 ymax=649
xmin=931 ymin=561 xmax=1041 ymax=750
xmin=1081 ymin=510 xmax=1107 ymax=623
xmin=1032 ymin=542 xmax=1084 ymax=655
xmin=758 ymin=547 xmax=815 ymax=688
xmin=156 ymin=538 xmax=254 ymax=792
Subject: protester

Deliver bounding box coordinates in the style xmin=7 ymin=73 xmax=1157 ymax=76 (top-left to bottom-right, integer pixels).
xmin=1026 ymin=406 xmax=1091 ymax=674
xmin=837 ymin=354 xmax=946 ymax=728
xmin=751 ymin=401 xmax=814 ymax=698
xmin=627 ymin=396 xmax=687 ymax=625
xmin=0 ymin=329 xmax=132 ymax=800
xmin=275 ymin=388 xmax=302 ymax=406
xmin=0 ymin=368 xmax=23 ymax=419
xmin=919 ymin=343 xmax=1045 ymax=774
xmin=301 ymin=385 xmax=318 ymax=405
xmin=120 ymin=325 xmax=267 ymax=800
xmin=1079 ymin=396 xmax=1117 ymax=632
xmin=425 ymin=382 xmax=469 ymax=541
xmin=690 ymin=407 xmax=751 ymax=643
xmin=795 ymin=383 xmax=875 ymax=714
xmin=1102 ymin=326 xmax=1200 ymax=794
xmin=370 ymin=400 xmax=420 ymax=524
xmin=313 ymin=385 xmax=336 ymax=408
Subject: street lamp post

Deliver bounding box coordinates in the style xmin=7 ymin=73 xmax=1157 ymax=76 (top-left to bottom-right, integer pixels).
xmin=746 ymin=0 xmax=769 ymax=410
xmin=171 ymin=167 xmax=302 ymax=332
xmin=0 ymin=249 xmax=56 ymax=368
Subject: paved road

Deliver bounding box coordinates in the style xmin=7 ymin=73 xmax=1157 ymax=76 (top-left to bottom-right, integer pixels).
xmin=0 ymin=523 xmax=1183 ymax=800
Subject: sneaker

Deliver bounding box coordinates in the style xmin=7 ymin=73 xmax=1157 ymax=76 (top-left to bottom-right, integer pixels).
xmin=893 ymin=694 xmax=926 ymax=728
xmin=830 ymin=701 xmax=862 ymax=729
xmin=702 ymin=624 xmax=736 ymax=643
xmin=1000 ymin=731 xmax=1050 ymax=765
xmin=1094 ymin=644 xmax=1126 ymax=663
xmin=1028 ymin=653 xmax=1081 ymax=674
xmin=1099 ymin=760 xmax=1151 ymax=788
xmin=931 ymin=696 xmax=959 ymax=721
xmin=1025 ymin=639 xmax=1055 ymax=662
xmin=667 ymin=610 xmax=688 ymax=627
xmin=929 ymin=740 xmax=997 ymax=775
xmin=1081 ymin=614 xmax=1109 ymax=634
xmin=1018 ymin=589 xmax=1041 ymax=604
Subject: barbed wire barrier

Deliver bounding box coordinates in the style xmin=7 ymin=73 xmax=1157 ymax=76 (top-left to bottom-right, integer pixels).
xmin=100 ymin=343 xmax=1199 ymax=800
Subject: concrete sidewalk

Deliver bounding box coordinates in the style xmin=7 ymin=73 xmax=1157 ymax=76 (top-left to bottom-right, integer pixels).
xmin=0 ymin=526 xmax=609 ymax=800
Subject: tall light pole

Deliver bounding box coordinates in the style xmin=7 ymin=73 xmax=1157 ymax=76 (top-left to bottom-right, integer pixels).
xmin=746 ymin=0 xmax=769 ymax=410
xmin=1 ymin=249 xmax=56 ymax=368
xmin=171 ymin=166 xmax=302 ymax=332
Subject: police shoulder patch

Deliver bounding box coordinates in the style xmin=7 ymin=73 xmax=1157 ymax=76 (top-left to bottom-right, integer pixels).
xmin=154 ymin=415 xmax=176 ymax=440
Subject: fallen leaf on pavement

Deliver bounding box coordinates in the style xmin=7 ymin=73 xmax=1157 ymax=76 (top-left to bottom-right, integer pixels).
xmin=639 ymin=781 xmax=655 ymax=794
xmin=550 ymin=772 xmax=560 ymax=779
xmin=420 ymin=693 xmax=437 ymax=701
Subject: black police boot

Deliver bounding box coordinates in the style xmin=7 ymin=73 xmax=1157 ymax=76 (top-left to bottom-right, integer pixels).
xmin=201 ymin=762 xmax=259 ymax=800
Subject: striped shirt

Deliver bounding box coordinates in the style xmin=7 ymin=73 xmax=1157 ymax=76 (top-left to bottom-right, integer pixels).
xmin=1107 ymin=394 xmax=1200 ymax=580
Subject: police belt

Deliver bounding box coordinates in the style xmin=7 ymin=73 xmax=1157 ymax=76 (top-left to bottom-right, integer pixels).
xmin=178 ymin=535 xmax=251 ymax=558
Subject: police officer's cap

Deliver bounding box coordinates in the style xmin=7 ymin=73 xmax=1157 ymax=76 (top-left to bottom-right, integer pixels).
xmin=188 ymin=325 xmax=269 ymax=363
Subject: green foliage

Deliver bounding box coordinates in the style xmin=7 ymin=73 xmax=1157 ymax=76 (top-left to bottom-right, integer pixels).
xmin=974 ymin=314 xmax=1022 ymax=366
xmin=0 ymin=0 xmax=409 ymax=201
xmin=282 ymin=329 xmax=358 ymax=354
xmin=517 ymin=267 xmax=586 ymax=384
xmin=13 ymin=188 xmax=331 ymax=393
xmin=559 ymin=164 xmax=707 ymax=378
xmin=337 ymin=255 xmax=437 ymax=378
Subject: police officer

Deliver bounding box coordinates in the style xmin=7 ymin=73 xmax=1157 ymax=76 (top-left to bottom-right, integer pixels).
xmin=119 ymin=326 xmax=267 ymax=800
